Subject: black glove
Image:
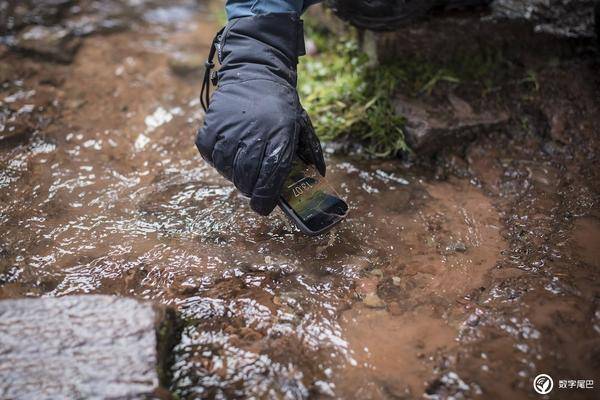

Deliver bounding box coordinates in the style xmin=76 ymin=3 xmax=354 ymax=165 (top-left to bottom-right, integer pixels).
xmin=196 ymin=13 xmax=326 ymax=216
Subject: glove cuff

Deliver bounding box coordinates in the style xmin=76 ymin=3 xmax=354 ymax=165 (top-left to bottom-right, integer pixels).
xmin=221 ymin=13 xmax=306 ymax=63
xmin=216 ymin=13 xmax=306 ymax=88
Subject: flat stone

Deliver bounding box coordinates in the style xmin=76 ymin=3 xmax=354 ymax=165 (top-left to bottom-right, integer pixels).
xmin=13 ymin=25 xmax=82 ymax=63
xmin=0 ymin=295 xmax=175 ymax=400
xmin=393 ymin=93 xmax=509 ymax=154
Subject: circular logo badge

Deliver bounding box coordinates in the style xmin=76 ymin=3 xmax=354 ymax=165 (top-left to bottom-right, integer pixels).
xmin=533 ymin=374 xmax=554 ymax=395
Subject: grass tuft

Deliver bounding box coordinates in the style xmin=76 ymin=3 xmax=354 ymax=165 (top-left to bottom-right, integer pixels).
xmin=298 ymin=20 xmax=512 ymax=157
xmin=298 ymin=29 xmax=409 ymax=157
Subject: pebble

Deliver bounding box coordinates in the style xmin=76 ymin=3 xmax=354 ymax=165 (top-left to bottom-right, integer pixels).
xmin=446 ymin=241 xmax=467 ymax=253
xmin=0 ymin=63 xmax=14 ymax=83
xmin=356 ymin=276 xmax=379 ymax=295
xmin=369 ymin=268 xmax=383 ymax=278
xmin=363 ymin=292 xmax=386 ymax=308
xmin=454 ymin=242 xmax=467 ymax=252
xmin=466 ymin=313 xmax=480 ymax=327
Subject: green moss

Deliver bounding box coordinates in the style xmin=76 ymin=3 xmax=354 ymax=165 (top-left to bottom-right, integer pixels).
xmin=298 ymin=22 xmax=510 ymax=157
xmin=155 ymin=307 xmax=182 ymax=393
xmin=215 ymin=8 xmax=227 ymax=26
xmin=298 ymin=29 xmax=409 ymax=157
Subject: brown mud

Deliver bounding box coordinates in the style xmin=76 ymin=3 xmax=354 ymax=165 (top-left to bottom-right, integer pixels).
xmin=1 ymin=1 xmax=599 ymax=399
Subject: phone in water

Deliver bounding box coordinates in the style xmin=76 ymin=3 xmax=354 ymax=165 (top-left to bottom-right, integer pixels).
xmin=278 ymin=158 xmax=348 ymax=236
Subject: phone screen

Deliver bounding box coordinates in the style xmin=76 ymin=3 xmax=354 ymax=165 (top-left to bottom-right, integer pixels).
xmin=280 ymin=159 xmax=348 ymax=233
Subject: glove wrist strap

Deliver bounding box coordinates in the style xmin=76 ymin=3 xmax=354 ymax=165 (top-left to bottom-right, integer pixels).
xmin=200 ymin=15 xmax=306 ymax=112
xmin=200 ymin=26 xmax=225 ymax=112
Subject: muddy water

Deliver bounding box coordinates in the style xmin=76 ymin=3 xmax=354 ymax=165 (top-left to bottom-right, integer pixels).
xmin=1 ymin=1 xmax=600 ymax=399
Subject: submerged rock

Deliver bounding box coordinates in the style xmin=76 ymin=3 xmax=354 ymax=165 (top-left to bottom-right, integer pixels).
xmin=426 ymin=371 xmax=476 ymax=398
xmin=363 ymin=292 xmax=386 ymax=308
xmin=446 ymin=241 xmax=468 ymax=253
xmin=0 ymin=295 xmax=176 ymax=400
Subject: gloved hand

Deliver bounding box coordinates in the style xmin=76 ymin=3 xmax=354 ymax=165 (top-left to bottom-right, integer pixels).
xmin=196 ymin=13 xmax=326 ymax=216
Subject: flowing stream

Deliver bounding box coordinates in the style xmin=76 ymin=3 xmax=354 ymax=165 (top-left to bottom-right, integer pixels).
xmin=1 ymin=1 xmax=599 ymax=399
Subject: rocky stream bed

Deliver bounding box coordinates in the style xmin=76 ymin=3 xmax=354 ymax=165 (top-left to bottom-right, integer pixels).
xmin=1 ymin=1 xmax=599 ymax=399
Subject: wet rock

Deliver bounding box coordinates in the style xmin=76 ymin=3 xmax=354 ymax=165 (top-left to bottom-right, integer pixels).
xmin=1 ymin=86 xmax=59 ymax=143
xmin=168 ymin=53 xmax=206 ymax=76
xmin=369 ymin=268 xmax=384 ymax=278
xmin=466 ymin=142 xmax=503 ymax=193
xmin=0 ymin=295 xmax=176 ymax=399
xmin=1 ymin=0 xmax=137 ymax=37
xmin=326 ymin=0 xmax=596 ymax=39
xmin=65 ymin=14 xmax=129 ymax=37
xmin=526 ymin=164 xmax=560 ymax=191
xmin=0 ymin=109 xmax=34 ymax=142
xmin=549 ymin=110 xmax=567 ymax=141
xmin=363 ymin=292 xmax=386 ymax=308
xmin=446 ymin=241 xmax=468 ymax=253
xmin=0 ymin=0 xmax=74 ymax=33
xmin=426 ymin=371 xmax=474 ymax=398
xmin=466 ymin=313 xmax=480 ymax=327
xmin=455 ymin=242 xmax=467 ymax=252
xmin=541 ymin=140 xmax=566 ymax=156
xmin=13 ymin=25 xmax=82 ymax=63
xmin=491 ymin=0 xmax=598 ymax=38
xmin=65 ymin=98 xmax=87 ymax=109
xmin=356 ymin=276 xmax=379 ymax=295
xmin=171 ymin=323 xmax=314 ymax=399
xmin=0 ymin=63 xmax=14 ymax=83
xmin=394 ymin=93 xmax=510 ymax=154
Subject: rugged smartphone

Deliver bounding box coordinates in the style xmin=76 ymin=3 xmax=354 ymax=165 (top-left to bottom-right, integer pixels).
xmin=278 ymin=158 xmax=348 ymax=236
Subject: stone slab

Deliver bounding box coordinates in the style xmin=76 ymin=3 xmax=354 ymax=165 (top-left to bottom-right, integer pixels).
xmin=394 ymin=93 xmax=509 ymax=154
xmin=0 ymin=295 xmax=172 ymax=400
